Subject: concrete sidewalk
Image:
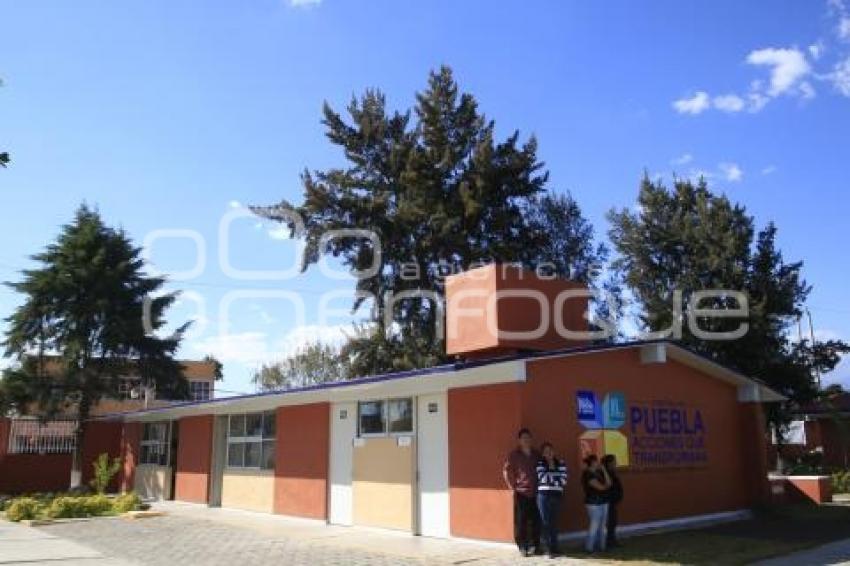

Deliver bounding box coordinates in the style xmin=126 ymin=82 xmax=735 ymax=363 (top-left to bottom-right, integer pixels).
xmin=0 ymin=519 xmax=134 ymax=566
xmin=147 ymin=500 xmax=522 ymax=563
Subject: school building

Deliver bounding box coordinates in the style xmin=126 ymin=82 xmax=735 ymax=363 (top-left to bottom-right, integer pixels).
xmin=2 ymin=265 xmax=781 ymax=542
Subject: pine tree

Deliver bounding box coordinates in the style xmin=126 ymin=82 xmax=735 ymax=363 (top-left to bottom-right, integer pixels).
xmin=253 ymin=67 xmax=604 ymax=376
xmin=2 ymin=204 xmax=189 ymax=487
xmin=608 ymin=176 xmax=849 ymax=432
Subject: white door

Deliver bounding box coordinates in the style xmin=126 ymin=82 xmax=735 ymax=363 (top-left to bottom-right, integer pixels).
xmin=329 ymin=402 xmax=356 ymax=526
xmin=417 ymin=393 xmax=450 ymax=538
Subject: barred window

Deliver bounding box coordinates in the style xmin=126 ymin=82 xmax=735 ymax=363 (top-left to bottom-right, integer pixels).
xmin=8 ymin=418 xmax=77 ymax=455
xmin=227 ymin=411 xmax=275 ymax=470
xmin=140 ymin=422 xmax=171 ymax=466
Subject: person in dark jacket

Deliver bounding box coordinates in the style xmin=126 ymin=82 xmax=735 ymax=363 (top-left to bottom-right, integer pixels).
xmin=581 ymin=454 xmax=611 ymax=553
xmin=536 ymin=442 xmax=568 ymax=558
xmin=602 ymin=454 xmax=623 ymax=547
xmin=503 ymin=428 xmax=541 ymax=556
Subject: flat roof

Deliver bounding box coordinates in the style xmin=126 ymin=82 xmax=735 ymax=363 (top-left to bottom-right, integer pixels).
xmin=102 ymin=340 xmax=784 ymax=423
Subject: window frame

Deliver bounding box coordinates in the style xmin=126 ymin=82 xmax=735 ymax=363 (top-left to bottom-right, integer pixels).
xmin=226 ymin=411 xmax=276 ymax=471
xmin=357 ymin=397 xmax=415 ymax=438
xmin=139 ymin=421 xmax=171 ymax=467
xmin=189 ymin=380 xmax=212 ymax=401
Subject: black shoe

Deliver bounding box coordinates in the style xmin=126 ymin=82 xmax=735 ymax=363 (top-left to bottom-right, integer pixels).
xmin=533 ymin=546 xmax=545 ymax=556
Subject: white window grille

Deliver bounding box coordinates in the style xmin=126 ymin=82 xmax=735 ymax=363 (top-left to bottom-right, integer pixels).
xmin=140 ymin=422 xmax=171 ymax=466
xmin=8 ymin=418 xmax=78 ymax=455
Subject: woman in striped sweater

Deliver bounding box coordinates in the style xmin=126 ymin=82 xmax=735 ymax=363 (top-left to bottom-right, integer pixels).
xmin=536 ymin=442 xmax=568 ymax=557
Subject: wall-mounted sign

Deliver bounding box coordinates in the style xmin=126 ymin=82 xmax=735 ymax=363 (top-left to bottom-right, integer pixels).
xmin=339 ymin=409 xmax=348 ymax=420
xmin=428 ymin=402 xmax=439 ymax=413
xmin=397 ymin=436 xmax=412 ymax=447
xmin=575 ymin=390 xmax=708 ymax=469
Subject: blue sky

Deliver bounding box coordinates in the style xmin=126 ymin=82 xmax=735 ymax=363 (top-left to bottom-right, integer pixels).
xmin=1 ymin=0 xmax=848 ymax=395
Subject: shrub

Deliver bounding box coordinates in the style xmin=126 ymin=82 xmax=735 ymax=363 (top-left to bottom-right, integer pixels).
xmin=90 ymin=453 xmax=121 ymax=494
xmin=6 ymin=497 xmax=44 ymax=522
xmin=46 ymin=497 xmax=87 ymax=519
xmin=84 ymin=494 xmax=114 ymax=516
xmin=113 ymin=492 xmax=141 ymax=513
xmin=832 ymin=470 xmax=850 ymax=494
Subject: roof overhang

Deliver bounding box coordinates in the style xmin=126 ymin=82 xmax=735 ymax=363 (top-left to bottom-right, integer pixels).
xmin=662 ymin=343 xmax=786 ymax=403
xmin=118 ymin=359 xmax=526 ymax=423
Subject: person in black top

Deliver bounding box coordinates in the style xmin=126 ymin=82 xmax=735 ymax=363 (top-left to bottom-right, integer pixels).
xmin=535 ymin=442 xmax=568 ymax=558
xmin=581 ymin=454 xmax=611 ymax=553
xmin=602 ymin=454 xmax=623 ymax=547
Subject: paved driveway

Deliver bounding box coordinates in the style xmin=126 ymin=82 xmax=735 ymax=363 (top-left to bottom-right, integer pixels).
xmin=29 ymin=503 xmax=589 ymax=565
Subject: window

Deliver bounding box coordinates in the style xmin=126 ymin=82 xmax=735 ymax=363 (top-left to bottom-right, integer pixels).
xmin=227 ymin=411 xmax=276 ymax=470
xmin=189 ymin=380 xmax=212 ymax=401
xmin=357 ymin=397 xmax=414 ymax=436
xmin=140 ymin=422 xmax=170 ymax=466
xmin=358 ymin=400 xmax=386 ymax=435
xmin=387 ymin=398 xmax=413 ymax=433
xmin=8 ymin=418 xmax=77 ymax=454
xmin=118 ymin=378 xmax=142 ymax=400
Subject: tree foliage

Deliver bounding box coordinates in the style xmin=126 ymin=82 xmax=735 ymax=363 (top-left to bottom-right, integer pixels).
xmin=253 ymin=341 xmax=349 ymax=391
xmin=253 ymin=66 xmax=604 ymax=377
xmin=1 ymin=204 xmax=189 ymax=483
xmin=608 ymin=176 xmax=849 ymax=428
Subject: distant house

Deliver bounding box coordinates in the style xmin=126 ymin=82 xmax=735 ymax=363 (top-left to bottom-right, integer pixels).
xmin=770 ymin=392 xmax=850 ymax=469
xmin=24 ymin=356 xmax=220 ymax=416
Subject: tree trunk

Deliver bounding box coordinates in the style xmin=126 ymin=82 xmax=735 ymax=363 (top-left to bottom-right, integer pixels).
xmin=69 ymin=396 xmax=91 ymax=490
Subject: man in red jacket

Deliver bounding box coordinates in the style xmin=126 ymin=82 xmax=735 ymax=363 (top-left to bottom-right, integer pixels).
xmin=503 ymin=427 xmax=541 ymax=556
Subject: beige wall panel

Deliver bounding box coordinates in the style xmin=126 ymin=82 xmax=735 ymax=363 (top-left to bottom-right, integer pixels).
xmin=134 ymin=465 xmax=172 ymax=500
xmin=352 ymin=436 xmax=414 ymax=531
xmin=221 ymin=470 xmax=275 ymax=513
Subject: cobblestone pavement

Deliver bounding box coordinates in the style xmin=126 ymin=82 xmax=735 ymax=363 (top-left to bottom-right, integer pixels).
xmin=35 ymin=513 xmax=593 ymax=566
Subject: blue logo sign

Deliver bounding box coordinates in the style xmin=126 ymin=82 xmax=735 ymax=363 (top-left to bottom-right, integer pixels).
xmin=603 ymin=392 xmax=626 ymax=429
xmin=576 ymin=390 xmax=602 ymax=429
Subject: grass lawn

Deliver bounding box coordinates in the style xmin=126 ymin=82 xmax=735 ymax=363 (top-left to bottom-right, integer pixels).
xmin=558 ymin=504 xmax=850 ymax=565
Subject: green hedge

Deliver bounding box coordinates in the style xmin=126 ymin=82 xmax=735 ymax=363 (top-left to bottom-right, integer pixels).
xmin=3 ymin=492 xmax=142 ymax=522
xmin=832 ymin=471 xmax=850 ymax=494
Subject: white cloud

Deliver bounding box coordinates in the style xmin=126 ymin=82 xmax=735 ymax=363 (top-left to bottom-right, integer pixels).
xmin=673 ymin=91 xmax=711 ymax=114
xmin=289 ymin=0 xmax=322 ymax=7
xmin=761 ymin=165 xmax=777 ymax=175
xmin=228 ymin=200 xmax=242 ymax=209
xmin=718 ymin=162 xmax=744 ymax=182
xmin=267 ymin=225 xmax=290 ymax=240
xmin=840 ymin=17 xmax=850 ymax=41
xmin=746 ymin=47 xmax=812 ymax=97
xmin=747 ymin=91 xmax=771 ymax=112
xmin=191 ymin=331 xmax=276 ymax=365
xmin=671 ymin=153 xmax=694 ymax=166
xmin=713 ymin=94 xmax=746 ymax=112
xmin=830 ymin=56 xmax=850 ymax=96
xmin=188 ymin=324 xmax=356 ymax=366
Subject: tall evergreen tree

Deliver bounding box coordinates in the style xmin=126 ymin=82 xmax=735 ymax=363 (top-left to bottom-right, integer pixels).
xmin=2 ymin=205 xmax=189 ymax=487
xmin=608 ymin=176 xmax=849 ymax=431
xmin=254 ymin=67 xmax=604 ymax=376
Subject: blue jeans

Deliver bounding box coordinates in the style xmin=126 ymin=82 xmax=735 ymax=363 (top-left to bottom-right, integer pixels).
xmin=536 ymin=492 xmax=562 ymax=553
xmin=585 ymin=503 xmax=609 ymax=552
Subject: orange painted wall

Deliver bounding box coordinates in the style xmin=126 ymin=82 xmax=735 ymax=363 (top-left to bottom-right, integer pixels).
xmin=119 ymin=422 xmax=141 ymax=493
xmin=448 ymin=382 xmax=524 ymax=542
xmin=0 ymin=418 xmax=73 ymax=493
xmin=174 ymin=415 xmax=213 ymax=503
xmin=448 ymin=347 xmax=770 ymax=541
xmin=81 ymin=421 xmax=124 ymax=490
xmin=274 ymin=403 xmax=330 ymax=519
xmin=524 ymin=349 xmax=758 ymax=530
xmin=445 ymin=264 xmax=588 ymax=358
